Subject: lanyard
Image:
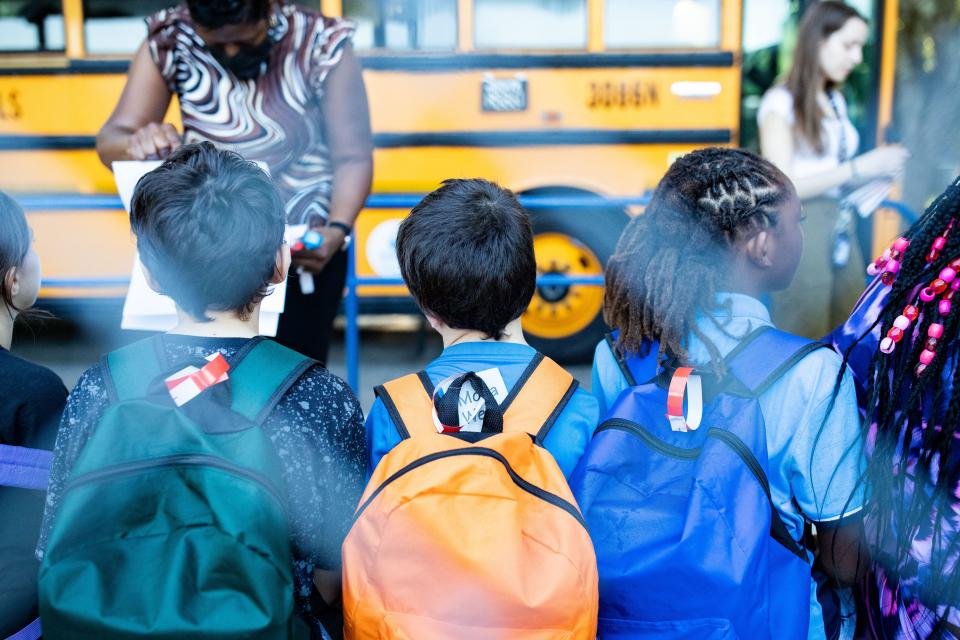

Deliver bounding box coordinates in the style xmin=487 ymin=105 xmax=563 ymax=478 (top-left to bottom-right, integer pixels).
xmin=827 ymin=90 xmax=850 ymax=163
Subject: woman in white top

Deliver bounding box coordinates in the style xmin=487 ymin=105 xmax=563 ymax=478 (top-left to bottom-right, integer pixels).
xmin=759 ymin=1 xmax=908 ymax=338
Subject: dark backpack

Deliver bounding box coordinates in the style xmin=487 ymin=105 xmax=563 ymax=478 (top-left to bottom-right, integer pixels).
xmin=38 ymin=336 xmax=313 ymax=639
xmin=571 ymin=327 xmax=823 ymax=639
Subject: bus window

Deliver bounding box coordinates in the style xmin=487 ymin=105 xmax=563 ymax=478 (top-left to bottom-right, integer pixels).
xmin=82 ymin=1 xmax=326 ymax=55
xmin=474 ymin=0 xmax=586 ymax=50
xmin=0 ymin=0 xmax=64 ymax=52
xmin=83 ymin=0 xmax=180 ymax=54
xmin=344 ymin=0 xmax=457 ymax=51
xmin=605 ymin=0 xmax=721 ymax=49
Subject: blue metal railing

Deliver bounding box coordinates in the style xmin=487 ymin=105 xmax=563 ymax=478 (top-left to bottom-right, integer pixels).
xmin=17 ymin=193 xmax=919 ymax=391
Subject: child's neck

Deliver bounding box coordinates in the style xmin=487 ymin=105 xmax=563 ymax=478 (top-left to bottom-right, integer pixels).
xmin=0 ymin=305 xmax=14 ymax=350
xmin=169 ymin=305 xmax=261 ymax=339
xmin=438 ymin=318 xmax=528 ymax=349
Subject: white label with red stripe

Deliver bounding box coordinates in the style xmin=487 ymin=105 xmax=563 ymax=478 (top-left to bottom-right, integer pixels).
xmin=666 ymin=367 xmax=703 ymax=433
xmin=164 ymin=353 xmax=230 ymax=407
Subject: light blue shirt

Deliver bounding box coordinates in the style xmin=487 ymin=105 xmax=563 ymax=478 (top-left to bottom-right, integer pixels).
xmin=592 ymin=293 xmax=865 ymax=640
xmin=365 ymin=341 xmax=599 ymax=480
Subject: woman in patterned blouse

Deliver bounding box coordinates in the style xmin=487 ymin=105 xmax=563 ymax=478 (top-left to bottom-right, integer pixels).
xmin=96 ymin=0 xmax=374 ymax=364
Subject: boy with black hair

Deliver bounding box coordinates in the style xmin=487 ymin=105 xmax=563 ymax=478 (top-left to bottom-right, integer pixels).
xmin=38 ymin=142 xmax=365 ymax=639
xmin=365 ymin=178 xmax=599 ymax=477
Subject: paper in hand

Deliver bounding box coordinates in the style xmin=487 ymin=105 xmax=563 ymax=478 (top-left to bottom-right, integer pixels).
xmin=844 ymin=177 xmax=895 ymax=218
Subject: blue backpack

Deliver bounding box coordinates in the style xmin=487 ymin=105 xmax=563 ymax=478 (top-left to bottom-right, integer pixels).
xmin=570 ymin=327 xmax=822 ymax=640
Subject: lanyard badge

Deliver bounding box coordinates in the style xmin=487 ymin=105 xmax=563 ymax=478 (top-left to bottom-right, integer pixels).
xmin=666 ymin=367 xmax=703 ymax=433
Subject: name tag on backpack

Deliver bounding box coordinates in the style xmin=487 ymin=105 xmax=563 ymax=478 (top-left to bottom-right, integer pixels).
xmin=432 ymin=368 xmax=509 ymax=433
xmin=165 ymin=353 xmax=231 ymax=407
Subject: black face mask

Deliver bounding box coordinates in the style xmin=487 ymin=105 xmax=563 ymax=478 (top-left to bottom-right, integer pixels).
xmin=211 ymin=37 xmax=273 ymax=81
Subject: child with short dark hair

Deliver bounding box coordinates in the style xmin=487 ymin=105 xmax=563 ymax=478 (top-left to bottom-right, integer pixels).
xmin=37 ymin=143 xmax=365 ymax=638
xmin=0 ymin=192 xmax=67 ymax=639
xmin=365 ymin=178 xmax=598 ymax=478
xmin=590 ymin=147 xmax=865 ymax=640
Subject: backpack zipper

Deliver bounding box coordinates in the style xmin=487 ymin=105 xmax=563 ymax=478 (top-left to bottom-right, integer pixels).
xmin=596 ymin=420 xmax=772 ymax=494
xmin=706 ymin=429 xmax=771 ymax=497
xmin=596 ymin=416 xmax=808 ymax=559
xmin=596 ymin=419 xmax=702 ymax=459
xmin=353 ymin=447 xmax=586 ymax=529
xmin=63 ymin=454 xmax=286 ymax=512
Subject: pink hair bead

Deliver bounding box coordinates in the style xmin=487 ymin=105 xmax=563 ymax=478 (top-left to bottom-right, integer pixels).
xmin=893 ymin=315 xmax=911 ymax=330
xmin=952 ymin=280 xmax=960 ymax=291
xmin=941 ymin=300 xmax=953 ymax=316
xmin=880 ymin=337 xmax=896 ymax=354
xmin=920 ymin=349 xmax=936 ymax=366
xmin=920 ymin=288 xmax=937 ymax=302
xmin=867 ymin=263 xmax=880 ymax=276
xmin=942 ymin=268 xmax=957 ymax=283
xmin=934 ymin=237 xmax=948 ymax=251
xmin=894 ymin=237 xmax=910 ymax=252
xmin=929 ymin=323 xmax=945 ymax=339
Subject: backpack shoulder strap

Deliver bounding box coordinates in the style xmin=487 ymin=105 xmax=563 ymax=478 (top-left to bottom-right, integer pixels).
xmin=607 ymin=332 xmax=664 ymax=388
xmin=102 ymin=336 xmax=167 ymax=403
xmin=502 ymin=353 xmax=578 ymax=442
xmin=228 ymin=337 xmax=316 ymax=426
xmin=0 ymin=444 xmax=52 ymax=490
xmin=375 ymin=372 xmax=434 ymax=439
xmin=725 ymin=326 xmax=830 ymax=396
xmin=605 ymin=332 xmax=637 ymax=387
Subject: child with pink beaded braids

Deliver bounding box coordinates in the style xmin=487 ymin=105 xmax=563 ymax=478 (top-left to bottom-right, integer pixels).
xmin=832 ymin=176 xmax=960 ymax=638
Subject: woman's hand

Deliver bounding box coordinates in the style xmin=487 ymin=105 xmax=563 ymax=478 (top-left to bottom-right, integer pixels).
xmin=127 ymin=122 xmax=182 ymax=160
xmin=854 ymin=145 xmax=909 ymax=180
xmin=291 ymin=226 xmax=347 ymax=274
xmin=96 ymin=41 xmax=176 ymax=167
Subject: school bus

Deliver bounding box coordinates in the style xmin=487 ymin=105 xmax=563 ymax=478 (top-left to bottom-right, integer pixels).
xmin=0 ymin=0 xmax=899 ymax=360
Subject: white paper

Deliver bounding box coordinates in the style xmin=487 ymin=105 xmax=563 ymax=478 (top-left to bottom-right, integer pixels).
xmin=431 ymin=368 xmax=509 ymax=433
xmin=845 ymin=177 xmax=896 ymax=218
xmin=113 ymin=161 xmax=294 ymax=336
xmin=113 ymin=160 xmax=163 ymax=211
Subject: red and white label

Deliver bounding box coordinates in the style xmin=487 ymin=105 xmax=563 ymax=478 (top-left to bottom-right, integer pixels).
xmin=666 ymin=367 xmax=703 ymax=433
xmin=165 ymin=353 xmax=230 ymax=407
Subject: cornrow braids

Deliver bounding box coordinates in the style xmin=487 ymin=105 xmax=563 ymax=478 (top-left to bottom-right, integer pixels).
xmin=604 ymin=147 xmax=794 ymax=372
xmin=843 ymin=176 xmax=960 ymax=630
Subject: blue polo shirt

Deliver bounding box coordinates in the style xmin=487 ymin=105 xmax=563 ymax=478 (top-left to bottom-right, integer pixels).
xmin=365 ymin=341 xmax=599 ymax=479
xmin=591 ymin=293 xmax=865 ymax=640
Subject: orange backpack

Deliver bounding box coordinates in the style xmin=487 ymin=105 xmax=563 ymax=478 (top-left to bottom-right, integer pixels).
xmin=343 ymin=356 xmax=598 ymax=640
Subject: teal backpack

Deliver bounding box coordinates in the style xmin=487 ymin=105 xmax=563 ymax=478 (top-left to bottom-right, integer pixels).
xmin=38 ymin=336 xmax=314 ymax=639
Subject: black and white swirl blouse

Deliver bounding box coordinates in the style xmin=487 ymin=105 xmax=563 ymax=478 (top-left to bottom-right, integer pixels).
xmin=146 ymin=2 xmax=356 ymax=224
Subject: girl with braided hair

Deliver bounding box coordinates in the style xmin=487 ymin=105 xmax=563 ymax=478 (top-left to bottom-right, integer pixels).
xmin=592 ymin=147 xmax=867 ymax=640
xmin=833 ymin=177 xmax=960 ymax=638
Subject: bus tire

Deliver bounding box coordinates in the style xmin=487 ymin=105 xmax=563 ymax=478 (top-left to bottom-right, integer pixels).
xmin=522 ymin=197 xmax=628 ymax=363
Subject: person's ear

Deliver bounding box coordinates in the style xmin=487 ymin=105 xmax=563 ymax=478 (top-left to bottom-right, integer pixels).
xmin=272 ymin=242 xmax=291 ymax=285
xmin=743 ymin=229 xmax=775 ymax=269
xmin=140 ymin=263 xmax=164 ymax=294
xmin=4 ymin=266 xmax=19 ymax=299
xmin=424 ymin=313 xmax=445 ymax=333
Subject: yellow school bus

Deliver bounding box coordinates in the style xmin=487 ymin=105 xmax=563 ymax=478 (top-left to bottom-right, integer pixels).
xmin=0 ymin=0 xmax=898 ymax=359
